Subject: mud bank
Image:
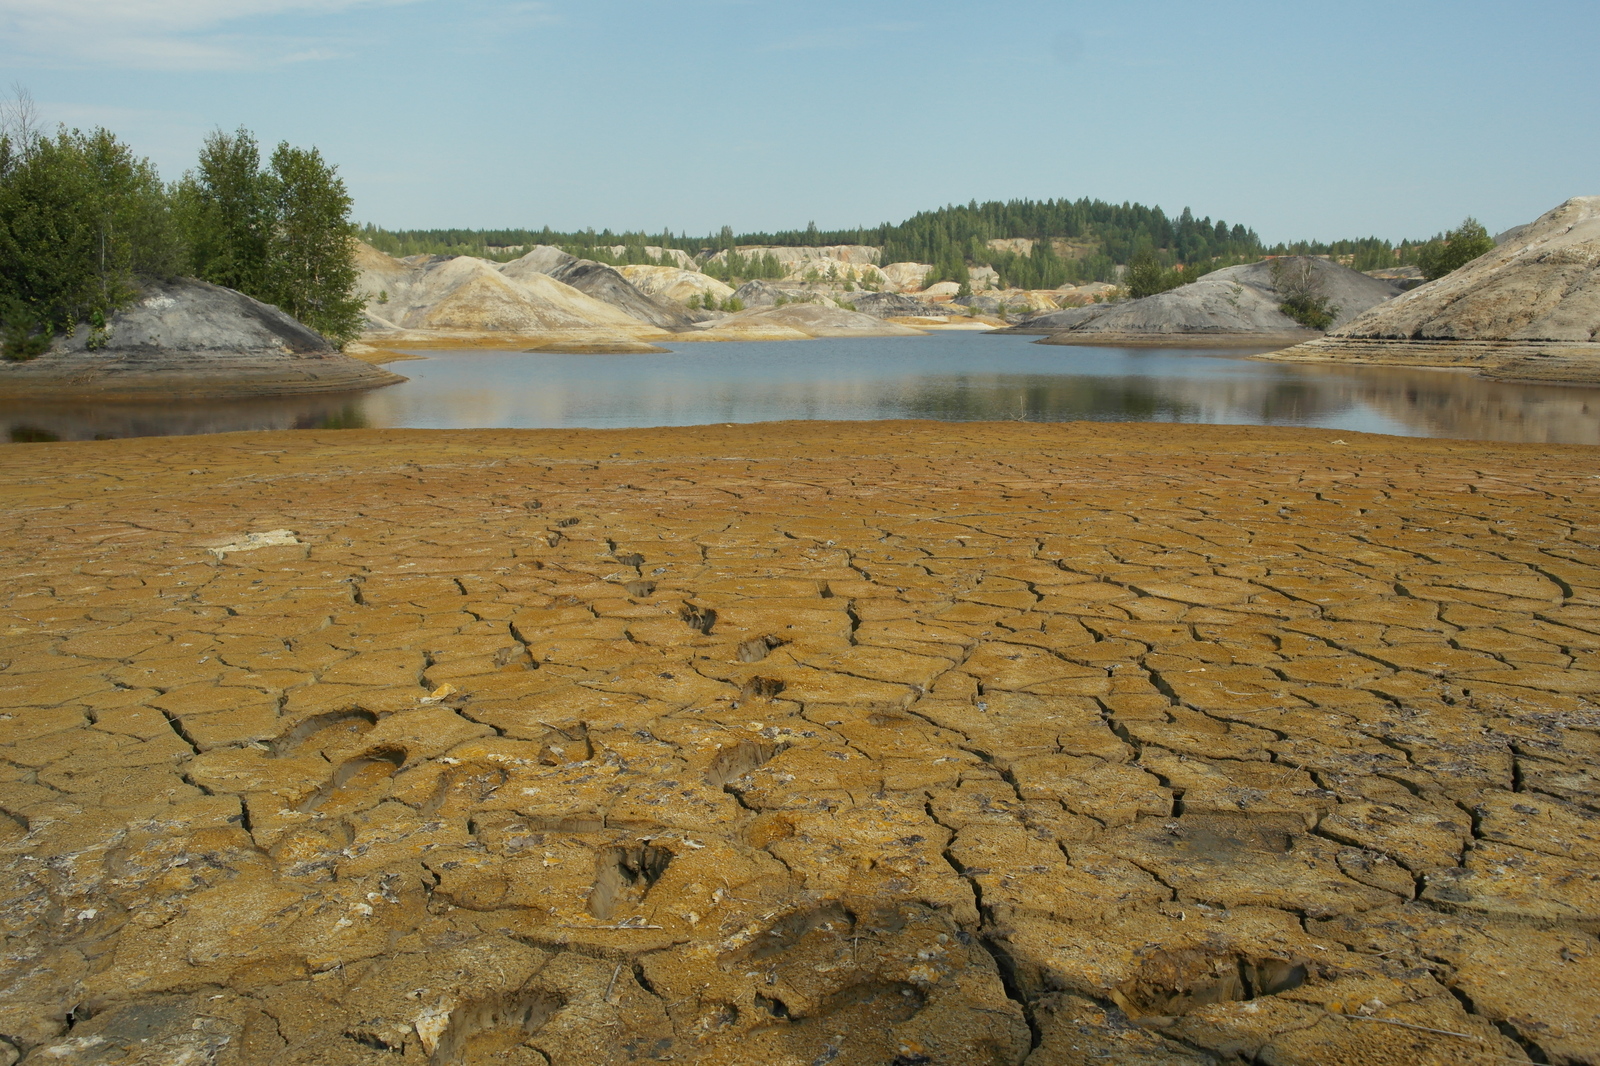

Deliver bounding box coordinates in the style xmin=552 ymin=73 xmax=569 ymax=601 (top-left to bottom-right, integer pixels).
xmin=2 ymin=421 xmax=1598 ymax=1065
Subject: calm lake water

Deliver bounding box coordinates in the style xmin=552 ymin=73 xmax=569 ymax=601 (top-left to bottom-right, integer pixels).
xmin=6 ymin=332 xmax=1600 ymax=444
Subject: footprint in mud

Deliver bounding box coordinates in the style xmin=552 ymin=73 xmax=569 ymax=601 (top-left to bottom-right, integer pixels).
xmin=1111 ymin=948 xmax=1309 ymax=1021
xmin=271 ymin=710 xmax=377 ymax=757
xmin=737 ymin=634 xmax=787 ymax=663
xmin=299 ymin=747 xmax=406 ymax=815
xmin=589 ymin=843 xmax=673 ymax=920
xmin=706 ymin=739 xmax=786 ymax=790
xmin=425 ymin=992 xmax=565 ymax=1066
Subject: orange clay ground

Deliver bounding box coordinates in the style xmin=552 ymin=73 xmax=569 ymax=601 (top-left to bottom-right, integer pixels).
xmin=1 ymin=421 xmax=1598 ymax=1065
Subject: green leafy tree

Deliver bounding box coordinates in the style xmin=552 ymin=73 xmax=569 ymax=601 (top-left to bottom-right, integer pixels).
xmin=1415 ymin=217 xmax=1495 ymax=281
xmin=0 ymin=122 xmax=174 ymax=360
xmin=176 ymin=128 xmax=362 ymax=343
xmin=174 ymin=129 xmax=271 ymax=294
xmin=262 ymin=142 xmax=362 ymax=342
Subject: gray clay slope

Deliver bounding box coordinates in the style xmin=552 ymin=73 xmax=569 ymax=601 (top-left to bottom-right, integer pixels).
xmin=543 ymin=259 xmax=692 ymax=330
xmin=1015 ymin=257 xmax=1403 ymax=340
xmin=498 ymin=245 xmax=577 ymax=277
xmin=846 ymin=292 xmax=958 ymax=318
xmin=0 ymin=277 xmax=402 ymax=398
xmin=498 ymin=247 xmax=691 ymax=330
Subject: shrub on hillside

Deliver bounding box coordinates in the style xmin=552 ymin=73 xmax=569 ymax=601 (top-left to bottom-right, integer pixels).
xmin=1125 ymin=251 xmax=1184 ymax=299
xmin=1272 ymin=258 xmax=1340 ymax=331
xmin=1415 ymin=217 xmax=1495 ymax=281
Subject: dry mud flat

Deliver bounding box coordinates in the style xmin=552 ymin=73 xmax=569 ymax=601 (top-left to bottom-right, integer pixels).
xmin=2 ymin=422 xmax=1599 ymax=1065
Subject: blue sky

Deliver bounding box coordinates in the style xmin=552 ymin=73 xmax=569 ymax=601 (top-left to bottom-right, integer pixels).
xmin=4 ymin=0 xmax=1596 ymax=243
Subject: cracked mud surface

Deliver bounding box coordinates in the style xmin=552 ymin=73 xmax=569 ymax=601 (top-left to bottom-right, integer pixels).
xmin=2 ymin=421 xmax=1599 ymax=1065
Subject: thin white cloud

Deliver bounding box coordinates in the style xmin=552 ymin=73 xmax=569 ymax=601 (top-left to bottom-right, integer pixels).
xmin=0 ymin=0 xmax=435 ymax=70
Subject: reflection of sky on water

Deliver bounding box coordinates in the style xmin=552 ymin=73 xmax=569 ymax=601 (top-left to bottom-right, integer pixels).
xmin=5 ymin=333 xmax=1600 ymax=444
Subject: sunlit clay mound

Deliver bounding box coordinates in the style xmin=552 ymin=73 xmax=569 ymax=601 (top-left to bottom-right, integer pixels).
xmin=2 ymin=421 xmax=1597 ymax=1064
xmin=354 ymin=243 xmax=674 ymax=348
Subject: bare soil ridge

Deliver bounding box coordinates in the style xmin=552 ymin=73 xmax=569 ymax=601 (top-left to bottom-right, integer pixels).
xmin=2 ymin=421 xmax=1597 ymax=1064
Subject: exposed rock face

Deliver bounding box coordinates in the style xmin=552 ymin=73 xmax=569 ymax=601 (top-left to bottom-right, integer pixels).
xmin=1267 ymin=197 xmax=1600 ymax=382
xmin=1 ymin=422 xmax=1595 ymax=1064
xmin=543 ymin=260 xmax=692 ymax=330
xmin=617 ymin=265 xmax=735 ymax=306
xmin=881 ymin=262 xmax=934 ymax=292
xmin=1018 ymin=257 xmax=1402 ymax=345
xmin=0 ymin=278 xmax=402 ymax=399
xmin=968 ymin=265 xmax=1000 ymax=290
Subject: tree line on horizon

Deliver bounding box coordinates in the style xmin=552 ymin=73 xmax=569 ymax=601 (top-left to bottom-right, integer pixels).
xmin=0 ymin=94 xmax=362 ymax=360
xmin=360 ymin=197 xmax=1459 ymax=291
xmin=1 ymin=91 xmax=1497 ymax=360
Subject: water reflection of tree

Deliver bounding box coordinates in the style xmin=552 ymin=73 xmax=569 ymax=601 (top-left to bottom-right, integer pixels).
xmin=0 ymin=394 xmax=378 ymax=441
xmin=892 ymin=376 xmax=1192 ymax=423
xmin=298 ymin=403 xmax=370 ymax=430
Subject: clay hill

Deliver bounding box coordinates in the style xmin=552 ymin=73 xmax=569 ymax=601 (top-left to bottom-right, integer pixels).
xmin=1012 ymin=257 xmax=1404 ymax=346
xmin=355 ymin=244 xmax=670 ymax=349
xmin=499 ymin=249 xmax=693 ymax=330
xmin=618 ymin=264 xmax=735 ymax=307
xmin=1266 ymin=196 xmax=1600 ymax=383
xmin=0 ymin=278 xmax=403 ymax=400
xmin=352 ymin=243 xmax=979 ymax=345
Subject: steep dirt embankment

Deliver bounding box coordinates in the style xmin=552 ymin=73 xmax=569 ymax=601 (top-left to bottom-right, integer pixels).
xmin=1012 ymin=257 xmax=1402 ymax=346
xmin=0 ymin=278 xmax=403 ymax=399
xmin=2 ymin=422 xmax=1598 ymax=1064
xmin=1265 ymin=196 xmax=1600 ymax=382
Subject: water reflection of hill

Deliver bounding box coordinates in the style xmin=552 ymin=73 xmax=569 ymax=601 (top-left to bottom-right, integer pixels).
xmin=1285 ymin=363 xmax=1600 ymax=445
xmin=4 ymin=338 xmax=1598 ymax=445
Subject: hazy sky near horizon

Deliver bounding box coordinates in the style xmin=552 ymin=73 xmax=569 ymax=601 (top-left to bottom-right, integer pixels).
xmin=4 ymin=0 xmax=1596 ymax=244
